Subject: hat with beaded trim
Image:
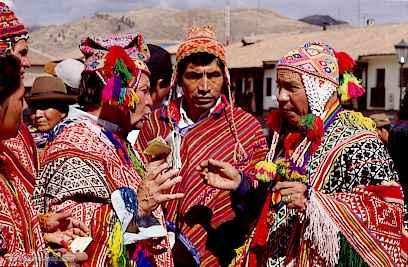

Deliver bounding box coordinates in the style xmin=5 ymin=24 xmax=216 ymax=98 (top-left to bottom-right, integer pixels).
xmin=277 ymin=41 xmax=365 ymax=117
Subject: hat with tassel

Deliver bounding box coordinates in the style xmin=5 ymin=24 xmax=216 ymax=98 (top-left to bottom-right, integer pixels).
xmin=169 ymin=25 xmax=246 ymax=163
xmin=0 ymin=2 xmax=29 ymax=55
xmin=277 ymin=41 xmax=365 ymax=117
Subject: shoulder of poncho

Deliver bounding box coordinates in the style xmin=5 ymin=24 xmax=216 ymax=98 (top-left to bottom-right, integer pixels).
xmin=229 ymin=106 xmax=262 ymax=127
xmin=336 ymin=110 xmax=377 ymax=133
xmin=42 ymin=121 xmax=112 ymax=161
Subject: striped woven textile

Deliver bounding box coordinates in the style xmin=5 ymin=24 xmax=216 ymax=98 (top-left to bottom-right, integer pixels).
xmin=34 ymin=118 xmax=173 ymax=267
xmin=2 ymin=123 xmax=38 ymax=193
xmin=137 ymin=97 xmax=268 ymax=266
xmin=0 ymin=140 xmax=46 ymax=266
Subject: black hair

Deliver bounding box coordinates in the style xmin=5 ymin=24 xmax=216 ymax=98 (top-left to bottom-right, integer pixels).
xmin=176 ymin=52 xmax=227 ymax=96
xmin=146 ymin=44 xmax=172 ymax=91
xmin=78 ymin=71 xmax=104 ymax=109
xmin=0 ymin=54 xmax=21 ymax=104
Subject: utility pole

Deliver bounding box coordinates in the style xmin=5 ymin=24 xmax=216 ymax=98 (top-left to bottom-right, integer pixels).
xmin=256 ymin=0 xmax=261 ymax=35
xmin=225 ymin=0 xmax=231 ymax=45
xmin=357 ymin=0 xmax=361 ymax=26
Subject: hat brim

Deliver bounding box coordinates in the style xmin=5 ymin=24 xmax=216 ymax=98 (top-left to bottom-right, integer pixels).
xmin=26 ymin=93 xmax=77 ymax=104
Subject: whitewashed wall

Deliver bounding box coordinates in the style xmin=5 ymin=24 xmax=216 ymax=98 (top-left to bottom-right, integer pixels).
xmin=263 ymin=67 xmax=279 ymax=110
xmin=364 ymin=55 xmax=401 ymax=111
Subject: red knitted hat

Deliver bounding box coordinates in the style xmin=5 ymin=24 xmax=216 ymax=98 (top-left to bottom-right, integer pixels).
xmin=0 ymin=2 xmax=29 ymax=55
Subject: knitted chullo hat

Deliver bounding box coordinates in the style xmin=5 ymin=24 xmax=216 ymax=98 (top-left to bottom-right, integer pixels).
xmin=277 ymin=42 xmax=339 ymax=117
xmin=169 ymin=25 xmax=246 ymax=163
xmin=0 ymin=2 xmax=29 ymax=55
xmin=79 ymin=33 xmax=150 ymax=123
xmin=277 ymin=41 xmax=365 ymax=117
xmin=170 ymin=25 xmax=230 ymax=90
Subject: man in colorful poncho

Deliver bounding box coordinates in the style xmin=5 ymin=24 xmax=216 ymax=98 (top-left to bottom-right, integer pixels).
xmin=33 ymin=33 xmax=183 ymax=266
xmin=136 ymin=26 xmax=268 ymax=266
xmin=205 ymin=42 xmax=407 ymax=266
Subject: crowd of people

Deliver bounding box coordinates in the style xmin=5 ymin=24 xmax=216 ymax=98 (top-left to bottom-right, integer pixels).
xmin=0 ymin=2 xmax=407 ymax=266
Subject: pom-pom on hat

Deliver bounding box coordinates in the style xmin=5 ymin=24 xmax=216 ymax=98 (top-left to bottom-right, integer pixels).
xmin=277 ymin=41 xmax=365 ymax=116
xmin=79 ymin=33 xmax=150 ymax=75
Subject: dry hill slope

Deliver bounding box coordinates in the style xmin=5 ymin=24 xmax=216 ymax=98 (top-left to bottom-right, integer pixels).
xmin=29 ymin=8 xmax=319 ymax=58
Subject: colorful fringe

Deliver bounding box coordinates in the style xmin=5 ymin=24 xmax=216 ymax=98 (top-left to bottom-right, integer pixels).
xmin=337 ymin=72 xmax=366 ymax=103
xmin=108 ymin=221 xmax=127 ymax=267
xmin=303 ymin=191 xmax=340 ymax=267
xmin=338 ymin=111 xmax=376 ymax=132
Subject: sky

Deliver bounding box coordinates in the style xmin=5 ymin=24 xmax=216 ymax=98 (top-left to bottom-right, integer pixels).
xmin=9 ymin=0 xmax=408 ymax=27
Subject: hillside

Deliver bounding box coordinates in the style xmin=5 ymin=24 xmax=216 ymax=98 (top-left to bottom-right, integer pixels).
xmin=29 ymin=8 xmax=319 ymax=58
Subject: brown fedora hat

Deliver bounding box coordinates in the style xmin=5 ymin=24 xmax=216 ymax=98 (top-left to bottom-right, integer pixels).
xmin=27 ymin=76 xmax=77 ymax=104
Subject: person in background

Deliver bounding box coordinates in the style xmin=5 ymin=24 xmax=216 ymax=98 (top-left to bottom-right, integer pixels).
xmin=369 ymin=112 xmax=392 ymax=145
xmin=127 ymin=44 xmax=173 ymax=146
xmin=55 ymin=58 xmax=85 ymax=95
xmin=147 ymin=43 xmax=173 ymax=109
xmin=27 ymin=76 xmax=77 ymax=151
xmin=389 ymin=94 xmax=408 ymax=226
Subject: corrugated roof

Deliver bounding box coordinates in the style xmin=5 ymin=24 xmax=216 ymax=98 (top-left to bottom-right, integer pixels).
xmin=226 ymin=22 xmax=408 ymax=69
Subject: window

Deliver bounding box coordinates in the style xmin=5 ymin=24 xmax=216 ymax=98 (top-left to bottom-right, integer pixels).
xmin=266 ymin=77 xmax=272 ymax=96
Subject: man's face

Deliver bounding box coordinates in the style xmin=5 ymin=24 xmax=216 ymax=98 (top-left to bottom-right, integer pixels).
xmin=277 ymin=69 xmax=309 ymax=127
xmin=0 ymin=83 xmax=27 ymax=140
xmin=12 ymin=39 xmax=30 ymax=78
xmin=181 ymin=59 xmax=224 ymax=114
xmin=151 ymin=79 xmax=170 ymax=109
xmin=130 ymin=74 xmax=153 ymax=129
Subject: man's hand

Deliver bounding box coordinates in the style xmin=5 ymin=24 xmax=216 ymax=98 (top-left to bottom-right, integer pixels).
xmin=273 ymin=181 xmax=307 ymax=210
xmin=197 ymin=159 xmax=241 ymax=191
xmin=137 ymin=163 xmax=184 ymax=216
xmin=42 ymin=211 xmax=89 ymax=236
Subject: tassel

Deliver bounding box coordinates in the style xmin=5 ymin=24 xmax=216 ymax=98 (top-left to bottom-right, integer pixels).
xmin=102 ymin=77 xmax=115 ymax=102
xmin=347 ymin=81 xmax=365 ymax=98
xmin=249 ymin=193 xmax=272 ymax=266
xmin=304 ymin=192 xmax=340 ymax=267
xmin=338 ymin=111 xmax=376 ymax=131
xmin=118 ymin=88 xmax=127 ymax=104
xmin=265 ymin=109 xmax=283 ymax=133
xmin=128 ymin=89 xmax=140 ymax=111
xmin=115 ymin=59 xmax=133 ymax=82
xmin=108 ymin=221 xmax=127 ymax=267
xmin=134 ymin=245 xmax=155 ymax=267
xmin=255 ymin=160 xmax=277 ymax=182
xmin=112 ymin=76 xmax=122 ymax=102
xmin=283 ymin=132 xmax=303 ymax=156
xmin=338 ymin=72 xmax=365 ymax=102
xmin=334 ymin=51 xmax=355 ymax=75
xmin=104 ymin=46 xmax=136 ymax=77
